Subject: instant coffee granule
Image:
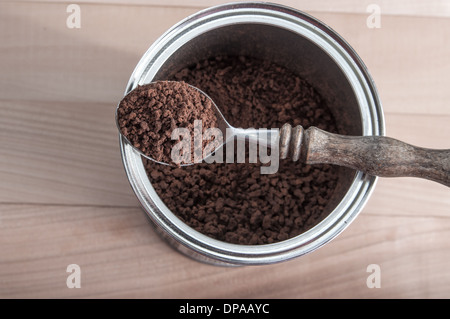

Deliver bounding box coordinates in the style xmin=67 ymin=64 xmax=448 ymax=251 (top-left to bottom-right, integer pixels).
xmin=117 ymin=81 xmax=218 ymax=164
xmin=144 ymin=55 xmax=340 ymax=245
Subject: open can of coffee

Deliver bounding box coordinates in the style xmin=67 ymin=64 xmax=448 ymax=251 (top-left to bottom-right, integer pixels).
xmin=118 ymin=2 xmax=385 ymax=265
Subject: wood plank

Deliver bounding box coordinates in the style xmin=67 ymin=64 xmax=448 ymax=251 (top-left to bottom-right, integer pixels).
xmin=13 ymin=0 xmax=450 ymax=18
xmin=0 ymin=99 xmax=137 ymax=206
xmin=0 ymin=2 xmax=198 ymax=103
xmin=320 ymin=12 xmax=450 ymax=116
xmin=1 ymin=98 xmax=448 ymax=209
xmin=384 ymin=113 xmax=450 ymax=149
xmin=1 ymin=203 xmax=450 ymax=298
xmin=1 ymin=2 xmax=449 ymax=115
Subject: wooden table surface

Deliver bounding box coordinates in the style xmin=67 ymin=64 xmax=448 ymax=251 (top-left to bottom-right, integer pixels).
xmin=1 ymin=0 xmax=449 ymax=299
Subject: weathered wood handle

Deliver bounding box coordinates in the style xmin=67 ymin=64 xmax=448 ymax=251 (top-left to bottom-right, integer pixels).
xmin=303 ymin=126 xmax=450 ymax=187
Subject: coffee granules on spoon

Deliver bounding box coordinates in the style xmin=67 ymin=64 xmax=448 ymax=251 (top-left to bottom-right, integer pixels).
xmin=117 ymin=81 xmax=218 ymax=164
xmin=145 ymin=55 xmax=340 ymax=245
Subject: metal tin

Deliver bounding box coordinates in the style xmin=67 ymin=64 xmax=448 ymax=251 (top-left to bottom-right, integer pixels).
xmin=119 ymin=2 xmax=385 ymax=265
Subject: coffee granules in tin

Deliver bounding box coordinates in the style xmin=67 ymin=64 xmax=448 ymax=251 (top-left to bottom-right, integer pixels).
xmin=145 ymin=55 xmax=340 ymax=245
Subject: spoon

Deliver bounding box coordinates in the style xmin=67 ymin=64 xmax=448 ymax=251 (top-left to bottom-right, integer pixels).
xmin=116 ymin=82 xmax=450 ymax=187
xmin=116 ymin=81 xmax=279 ymax=166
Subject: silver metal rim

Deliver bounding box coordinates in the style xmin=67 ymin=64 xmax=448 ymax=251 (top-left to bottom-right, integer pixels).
xmin=119 ymin=2 xmax=385 ymax=265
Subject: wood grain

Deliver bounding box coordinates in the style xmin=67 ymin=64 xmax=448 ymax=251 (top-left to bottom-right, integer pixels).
xmin=0 ymin=2 xmax=198 ymax=103
xmin=1 ymin=2 xmax=450 ymax=115
xmin=15 ymin=0 xmax=450 ymax=18
xmin=1 ymin=203 xmax=450 ymax=298
xmin=0 ymin=99 xmax=136 ymax=206
xmin=0 ymin=0 xmax=449 ymax=299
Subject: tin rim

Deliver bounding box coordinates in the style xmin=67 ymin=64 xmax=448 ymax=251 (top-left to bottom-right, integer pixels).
xmin=119 ymin=2 xmax=385 ymax=265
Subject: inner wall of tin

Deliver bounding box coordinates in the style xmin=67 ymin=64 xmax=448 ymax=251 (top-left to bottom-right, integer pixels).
xmin=153 ymin=23 xmax=360 ymax=216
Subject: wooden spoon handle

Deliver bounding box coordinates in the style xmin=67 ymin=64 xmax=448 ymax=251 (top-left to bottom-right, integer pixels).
xmin=303 ymin=126 xmax=450 ymax=187
xmin=279 ymin=124 xmax=450 ymax=187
